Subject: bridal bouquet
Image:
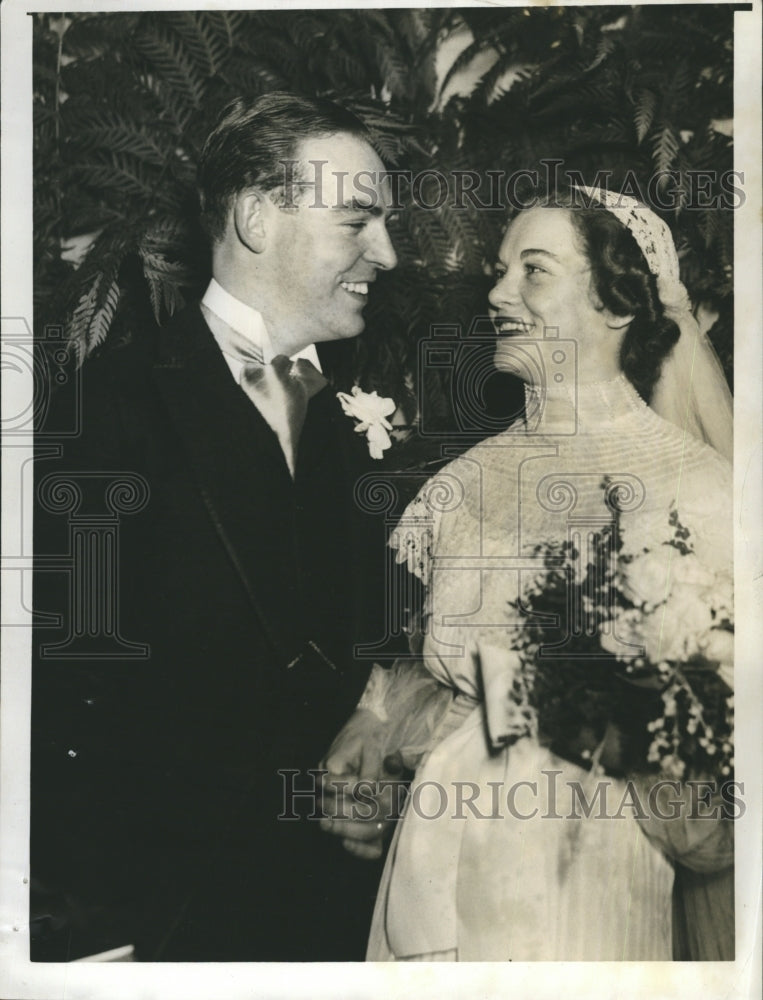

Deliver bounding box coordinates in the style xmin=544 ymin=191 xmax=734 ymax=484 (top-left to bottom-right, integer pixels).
xmin=504 ymin=503 xmax=734 ymax=781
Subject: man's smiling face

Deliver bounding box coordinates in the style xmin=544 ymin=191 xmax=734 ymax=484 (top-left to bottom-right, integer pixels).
xmin=257 ymin=132 xmax=398 ymax=354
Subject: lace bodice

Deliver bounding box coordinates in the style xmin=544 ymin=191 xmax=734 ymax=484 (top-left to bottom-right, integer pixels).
xmin=391 ymin=375 xmax=732 ymax=697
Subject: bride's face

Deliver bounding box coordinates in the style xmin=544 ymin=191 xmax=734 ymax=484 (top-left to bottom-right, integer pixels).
xmin=489 ymin=207 xmax=625 ymax=384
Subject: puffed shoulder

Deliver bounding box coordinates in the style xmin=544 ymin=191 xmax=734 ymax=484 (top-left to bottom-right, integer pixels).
xmin=388 ymin=452 xmax=476 ymax=583
xmin=388 ymin=430 xmax=528 ymax=583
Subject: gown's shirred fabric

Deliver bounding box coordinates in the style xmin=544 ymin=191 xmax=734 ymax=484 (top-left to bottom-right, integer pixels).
xmin=367 ymin=374 xmax=733 ymax=962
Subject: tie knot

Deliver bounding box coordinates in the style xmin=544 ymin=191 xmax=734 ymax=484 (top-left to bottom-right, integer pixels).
xmin=241 ymin=355 xmax=327 ymax=399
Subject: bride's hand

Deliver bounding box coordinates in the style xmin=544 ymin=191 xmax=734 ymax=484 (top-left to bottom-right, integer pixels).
xmin=319 ymin=710 xmax=405 ymax=860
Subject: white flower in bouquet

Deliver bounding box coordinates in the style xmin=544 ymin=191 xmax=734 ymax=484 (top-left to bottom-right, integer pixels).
xmin=643 ymin=590 xmax=714 ymax=663
xmin=670 ymin=551 xmax=717 ymax=588
xmin=617 ymin=550 xmax=672 ymax=611
xmin=336 ymin=386 xmax=396 ymax=459
xmin=612 ymin=575 xmax=720 ymax=665
xmin=706 ymin=570 xmax=734 ymax=623
xmin=619 ymin=547 xmax=715 ymax=609
xmin=619 ymin=512 xmax=674 ymax=558
xmin=615 ymin=513 xmax=729 ymax=666
xmin=696 ymin=626 xmax=734 ymax=690
xmin=698 ymin=627 xmax=734 ymax=666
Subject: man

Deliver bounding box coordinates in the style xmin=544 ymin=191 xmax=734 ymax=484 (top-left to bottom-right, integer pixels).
xmin=31 ymin=93 xmax=397 ymax=962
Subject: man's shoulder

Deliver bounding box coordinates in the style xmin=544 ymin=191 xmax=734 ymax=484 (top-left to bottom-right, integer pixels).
xmin=78 ymin=302 xmax=204 ymax=389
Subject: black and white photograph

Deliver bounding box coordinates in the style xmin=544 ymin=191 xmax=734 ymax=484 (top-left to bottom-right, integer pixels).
xmin=1 ymin=2 xmax=761 ymax=998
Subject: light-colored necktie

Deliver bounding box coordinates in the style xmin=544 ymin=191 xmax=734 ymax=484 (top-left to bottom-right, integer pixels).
xmin=203 ymin=306 xmax=327 ymax=477
xmin=240 ymin=355 xmax=326 ymax=477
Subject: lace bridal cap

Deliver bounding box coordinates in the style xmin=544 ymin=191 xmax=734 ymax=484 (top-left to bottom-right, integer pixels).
xmin=573 ymin=185 xmax=733 ymax=462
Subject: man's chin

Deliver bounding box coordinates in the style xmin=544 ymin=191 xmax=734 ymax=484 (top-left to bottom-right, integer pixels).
xmin=307 ymin=316 xmax=364 ymax=346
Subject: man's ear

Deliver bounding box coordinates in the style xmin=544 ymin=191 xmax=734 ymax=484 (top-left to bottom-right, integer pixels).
xmin=233 ymin=189 xmax=269 ymax=254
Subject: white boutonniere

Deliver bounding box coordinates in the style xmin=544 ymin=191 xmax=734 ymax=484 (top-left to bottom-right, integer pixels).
xmin=336 ymin=386 xmax=396 ymax=459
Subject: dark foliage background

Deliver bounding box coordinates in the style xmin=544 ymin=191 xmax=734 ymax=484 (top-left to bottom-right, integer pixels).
xmin=33 ymin=6 xmax=735 ymax=446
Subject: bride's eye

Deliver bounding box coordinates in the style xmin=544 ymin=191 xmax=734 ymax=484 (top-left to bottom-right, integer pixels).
xmin=525 ymin=262 xmax=546 ymax=276
xmin=493 ymin=265 xmax=507 ymax=279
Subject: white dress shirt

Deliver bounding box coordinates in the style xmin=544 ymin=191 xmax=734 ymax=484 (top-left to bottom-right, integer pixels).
xmin=201 ymin=278 xmax=322 ymax=381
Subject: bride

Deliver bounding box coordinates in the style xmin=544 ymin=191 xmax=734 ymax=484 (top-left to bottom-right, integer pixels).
xmin=322 ymin=186 xmax=734 ymax=961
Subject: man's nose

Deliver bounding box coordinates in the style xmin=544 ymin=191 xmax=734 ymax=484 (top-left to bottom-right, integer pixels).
xmin=364 ymin=222 xmax=397 ymax=271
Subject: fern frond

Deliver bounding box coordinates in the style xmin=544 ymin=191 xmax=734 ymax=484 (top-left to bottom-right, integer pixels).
xmin=141 ymin=259 xmax=189 ymax=322
xmin=68 ymin=158 xmax=155 ymax=198
xmin=599 ymin=116 xmax=633 ymax=144
xmin=141 ymin=215 xmax=190 ymax=244
xmin=409 ymin=208 xmax=453 ymax=271
xmin=634 ymin=89 xmax=657 ymax=145
xmin=139 ymin=223 xmax=195 ymax=322
xmin=71 ymin=116 xmax=168 ymax=167
xmin=472 ymin=51 xmax=526 ymax=105
xmin=584 ymin=32 xmax=618 ymax=73
xmin=651 ymin=124 xmax=680 ymax=174
xmin=373 ymin=37 xmax=412 ymax=99
xmin=145 ymin=274 xmax=163 ymax=323
xmin=89 ymin=279 xmax=122 ymax=353
xmin=436 ymin=201 xmax=483 ymax=273
xmin=367 ymin=128 xmax=405 ymax=165
xmin=667 ymin=60 xmax=695 ymax=111
xmin=206 ymin=9 xmax=246 ymax=46
xmin=68 ymin=274 xmax=102 ymax=362
xmin=698 ymin=207 xmax=722 ymax=250
xmin=63 ymin=11 xmax=141 ymax=59
xmin=138 ymin=248 xmax=187 ymax=276
xmin=162 ymin=281 xmax=186 ymax=316
xmin=175 ymin=12 xmax=227 ymax=76
xmin=393 ymin=8 xmax=432 ymax=53
xmin=67 ymin=265 xmax=122 ymax=359
xmin=321 ymin=43 xmax=372 ymax=92
xmin=385 ymin=212 xmax=418 ymax=266
xmin=131 ymin=21 xmax=207 ymax=109
xmin=216 ymin=54 xmax=275 ymax=96
xmin=438 ymin=36 xmax=491 ymax=102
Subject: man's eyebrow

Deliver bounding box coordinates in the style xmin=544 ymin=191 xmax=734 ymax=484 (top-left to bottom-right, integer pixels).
xmin=335 ymin=198 xmax=387 ymax=217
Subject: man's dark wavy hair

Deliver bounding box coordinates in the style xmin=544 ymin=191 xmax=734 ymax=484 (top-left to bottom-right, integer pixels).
xmin=198 ymin=92 xmax=371 ymax=243
xmin=532 ymin=186 xmax=681 ymax=402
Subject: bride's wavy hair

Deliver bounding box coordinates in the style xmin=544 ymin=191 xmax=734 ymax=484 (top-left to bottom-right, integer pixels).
xmin=532 ymin=187 xmax=681 ymax=402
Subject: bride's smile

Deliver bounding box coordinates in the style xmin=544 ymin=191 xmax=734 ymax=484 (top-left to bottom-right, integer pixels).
xmin=489 ymin=207 xmax=631 ymax=385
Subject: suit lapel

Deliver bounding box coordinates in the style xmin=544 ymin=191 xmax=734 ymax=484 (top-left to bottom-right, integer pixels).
xmin=298 ymin=385 xmax=382 ymax=683
xmin=151 ymin=305 xmax=303 ymax=667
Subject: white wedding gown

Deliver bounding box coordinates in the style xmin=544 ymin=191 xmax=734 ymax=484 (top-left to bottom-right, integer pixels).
xmin=367 ymin=375 xmax=733 ymax=961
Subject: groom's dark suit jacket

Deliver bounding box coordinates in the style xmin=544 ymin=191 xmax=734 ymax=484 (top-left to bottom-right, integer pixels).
xmin=31 ymin=304 xmax=392 ymax=961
